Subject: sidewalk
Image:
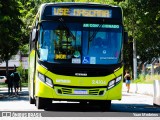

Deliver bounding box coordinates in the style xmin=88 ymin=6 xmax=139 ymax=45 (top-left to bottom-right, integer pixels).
xmin=122 ymin=83 xmax=154 ymax=96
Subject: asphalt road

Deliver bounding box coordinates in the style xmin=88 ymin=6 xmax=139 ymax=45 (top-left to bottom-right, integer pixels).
xmin=0 ymin=87 xmax=160 ymax=117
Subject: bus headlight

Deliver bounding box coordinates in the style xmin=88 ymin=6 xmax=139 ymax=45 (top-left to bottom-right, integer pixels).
xmin=38 ymin=72 xmax=45 ymax=82
xmin=46 ymin=77 xmax=54 ymax=87
xmin=116 ymin=76 xmax=122 ymax=83
xmin=38 ymin=72 xmax=54 ymax=88
xmin=108 ymin=80 xmax=115 ymax=89
xmin=107 ymin=75 xmax=122 ymax=90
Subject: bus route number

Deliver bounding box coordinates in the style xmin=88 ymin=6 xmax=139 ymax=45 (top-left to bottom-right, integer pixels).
xmin=92 ymin=80 xmax=106 ymax=85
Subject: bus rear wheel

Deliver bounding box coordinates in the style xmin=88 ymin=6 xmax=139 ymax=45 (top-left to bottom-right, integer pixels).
xmin=89 ymin=100 xmax=111 ymax=111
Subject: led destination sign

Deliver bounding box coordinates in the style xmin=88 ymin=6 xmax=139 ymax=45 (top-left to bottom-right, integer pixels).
xmin=52 ymin=7 xmax=112 ymax=18
xmin=83 ymin=24 xmax=119 ymax=28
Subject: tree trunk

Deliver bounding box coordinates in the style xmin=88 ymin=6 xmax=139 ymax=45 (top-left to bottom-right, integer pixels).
xmin=5 ymin=60 xmax=9 ymax=80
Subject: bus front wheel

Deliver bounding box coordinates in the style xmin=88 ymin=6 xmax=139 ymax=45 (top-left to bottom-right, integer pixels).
xmin=36 ymin=97 xmax=45 ymax=109
xmin=36 ymin=97 xmax=52 ymax=109
xmin=89 ymin=100 xmax=111 ymax=111
xmin=100 ymin=100 xmax=111 ymax=111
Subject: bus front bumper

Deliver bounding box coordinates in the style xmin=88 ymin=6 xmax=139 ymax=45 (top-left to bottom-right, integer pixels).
xmin=35 ymin=80 xmax=122 ymax=101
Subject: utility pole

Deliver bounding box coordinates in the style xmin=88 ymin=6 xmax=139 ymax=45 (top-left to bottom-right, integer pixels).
xmin=133 ymin=38 xmax=137 ymax=80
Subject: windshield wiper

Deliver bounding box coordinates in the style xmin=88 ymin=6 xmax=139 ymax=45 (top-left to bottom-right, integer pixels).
xmin=87 ymin=24 xmax=103 ymax=54
xmin=58 ymin=18 xmax=76 ymax=40
xmin=88 ymin=24 xmax=103 ymax=42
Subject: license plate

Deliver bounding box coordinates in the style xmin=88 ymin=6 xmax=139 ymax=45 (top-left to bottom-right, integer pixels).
xmin=74 ymin=90 xmax=88 ymax=95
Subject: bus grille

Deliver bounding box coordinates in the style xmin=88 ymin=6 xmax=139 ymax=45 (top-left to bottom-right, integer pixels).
xmin=89 ymin=89 xmax=99 ymax=95
xmin=57 ymin=88 xmax=104 ymax=95
xmin=62 ymin=88 xmax=72 ymax=94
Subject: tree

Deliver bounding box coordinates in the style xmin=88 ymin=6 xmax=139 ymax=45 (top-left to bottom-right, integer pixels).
xmin=0 ymin=0 xmax=23 ymax=79
xmin=135 ymin=0 xmax=160 ymax=63
xmin=120 ymin=0 xmax=160 ymax=77
xmin=18 ymin=0 xmax=160 ymax=77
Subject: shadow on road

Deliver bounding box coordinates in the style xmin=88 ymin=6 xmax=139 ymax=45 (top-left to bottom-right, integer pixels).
xmin=44 ymin=102 xmax=160 ymax=113
xmin=111 ymin=103 xmax=160 ymax=113
xmin=0 ymin=88 xmax=29 ymax=102
xmin=1 ymin=88 xmax=160 ymax=113
xmin=45 ymin=102 xmax=106 ymax=112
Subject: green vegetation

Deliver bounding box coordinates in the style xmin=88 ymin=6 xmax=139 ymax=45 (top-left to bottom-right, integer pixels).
xmin=17 ymin=62 xmax=28 ymax=83
xmin=21 ymin=82 xmax=28 ymax=87
xmin=133 ymin=74 xmax=160 ymax=84
xmin=0 ymin=82 xmax=28 ymax=88
xmin=0 ymin=0 xmax=160 ymax=76
xmin=0 ymin=83 xmax=7 ymax=88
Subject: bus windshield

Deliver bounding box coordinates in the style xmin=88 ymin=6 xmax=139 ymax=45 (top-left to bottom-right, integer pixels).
xmin=39 ymin=21 xmax=122 ymax=65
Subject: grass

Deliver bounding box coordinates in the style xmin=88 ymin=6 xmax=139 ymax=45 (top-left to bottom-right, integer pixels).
xmin=21 ymin=82 xmax=28 ymax=87
xmin=0 ymin=82 xmax=28 ymax=88
xmin=0 ymin=83 xmax=7 ymax=88
xmin=133 ymin=74 xmax=160 ymax=84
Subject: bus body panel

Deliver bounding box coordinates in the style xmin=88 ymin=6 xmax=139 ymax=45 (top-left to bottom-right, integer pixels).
xmin=28 ymin=50 xmax=36 ymax=98
xmin=35 ymin=78 xmax=122 ymax=100
xmin=35 ymin=63 xmax=123 ymax=100
xmin=29 ymin=3 xmax=125 ymax=109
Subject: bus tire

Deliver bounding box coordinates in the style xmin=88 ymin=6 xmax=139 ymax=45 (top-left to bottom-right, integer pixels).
xmin=36 ymin=97 xmax=47 ymax=109
xmin=29 ymin=96 xmax=35 ymax=104
xmin=100 ymin=100 xmax=111 ymax=111
xmin=46 ymin=98 xmax=52 ymax=109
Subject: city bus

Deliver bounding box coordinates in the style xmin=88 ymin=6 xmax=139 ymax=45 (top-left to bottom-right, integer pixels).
xmin=29 ymin=2 xmax=127 ymax=110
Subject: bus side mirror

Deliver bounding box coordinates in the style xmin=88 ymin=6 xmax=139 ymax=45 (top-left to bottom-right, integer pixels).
xmin=124 ymin=32 xmax=128 ymax=44
xmin=32 ymin=29 xmax=37 ymax=41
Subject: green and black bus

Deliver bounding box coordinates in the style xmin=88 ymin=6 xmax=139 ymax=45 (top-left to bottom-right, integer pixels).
xmin=29 ymin=2 xmax=127 ymax=110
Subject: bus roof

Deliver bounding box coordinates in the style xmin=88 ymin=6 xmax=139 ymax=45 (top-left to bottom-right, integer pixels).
xmin=39 ymin=2 xmax=120 ymax=8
